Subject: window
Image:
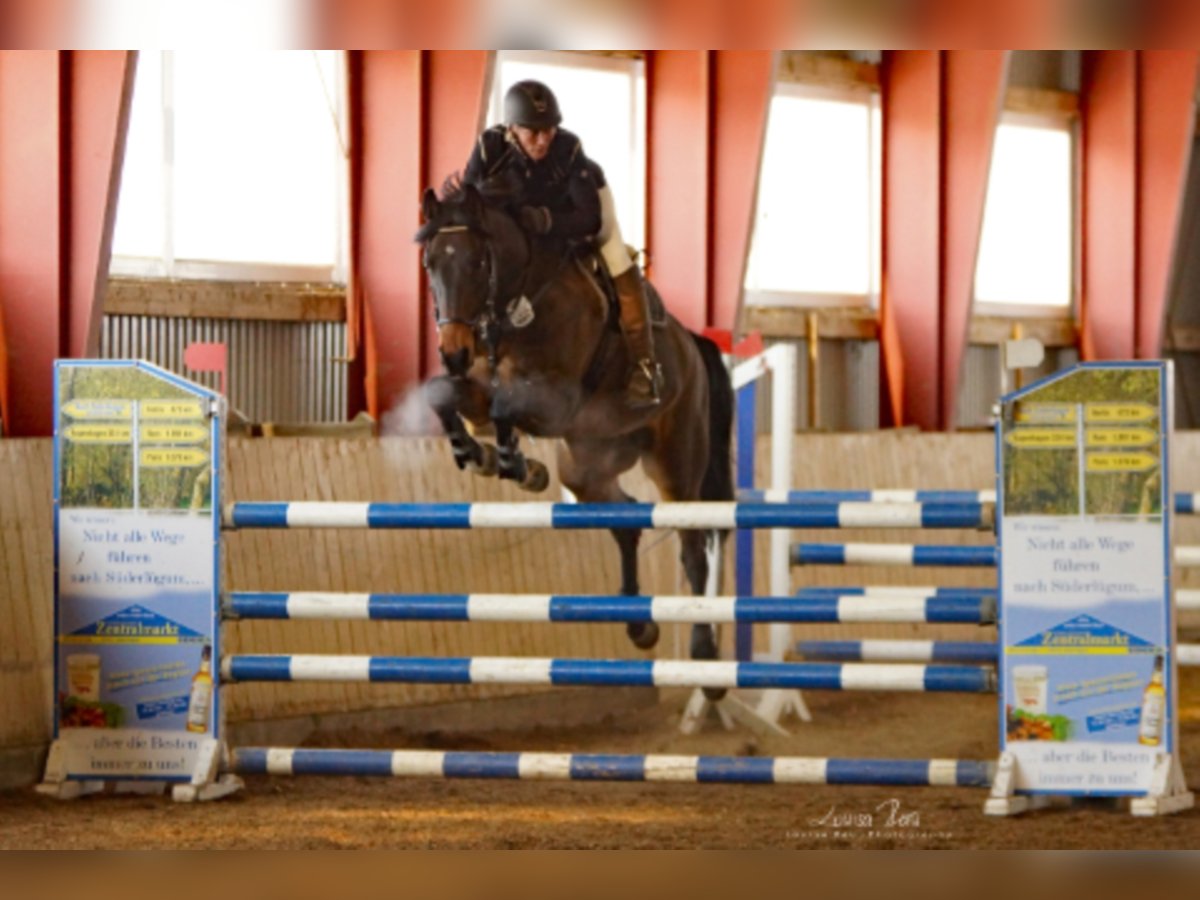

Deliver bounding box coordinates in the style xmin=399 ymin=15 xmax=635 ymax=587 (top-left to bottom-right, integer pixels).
xmin=974 ymin=113 xmax=1074 ymax=311
xmin=111 ymin=50 xmax=347 ymax=283
xmin=745 ymin=82 xmax=882 ymax=306
xmin=79 ymin=1 xmax=302 ymax=48
xmin=489 ymin=50 xmax=646 ymax=251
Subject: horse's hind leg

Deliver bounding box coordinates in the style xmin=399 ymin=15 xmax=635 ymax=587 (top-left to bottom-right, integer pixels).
xmin=679 ymin=529 xmax=719 ymax=659
xmin=557 ymin=439 xmax=657 ymax=650
xmin=424 ymin=376 xmax=498 ymax=476
xmin=613 ymin=508 xmax=655 ymax=649
xmin=640 ymin=388 xmax=727 ymax=700
xmin=679 ymin=528 xmax=724 ymax=701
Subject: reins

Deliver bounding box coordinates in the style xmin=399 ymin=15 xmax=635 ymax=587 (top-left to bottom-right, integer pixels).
xmin=428 ymin=213 xmax=606 ymax=393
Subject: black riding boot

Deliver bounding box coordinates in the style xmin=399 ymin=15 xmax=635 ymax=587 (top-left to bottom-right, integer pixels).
xmin=614 ymin=268 xmax=663 ymax=409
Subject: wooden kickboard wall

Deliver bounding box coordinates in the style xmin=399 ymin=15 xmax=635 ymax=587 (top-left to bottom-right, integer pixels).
xmin=4 ymin=431 xmax=1199 ymax=752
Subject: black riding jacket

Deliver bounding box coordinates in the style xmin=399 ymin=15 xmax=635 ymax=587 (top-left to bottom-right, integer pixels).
xmin=464 ymin=125 xmax=605 ymax=240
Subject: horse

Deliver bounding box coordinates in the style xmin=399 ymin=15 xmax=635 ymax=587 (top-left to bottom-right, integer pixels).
xmin=417 ymin=181 xmax=734 ymax=689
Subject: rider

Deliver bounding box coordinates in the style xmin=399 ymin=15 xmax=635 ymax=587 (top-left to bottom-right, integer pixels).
xmin=464 ymin=79 xmax=663 ymax=410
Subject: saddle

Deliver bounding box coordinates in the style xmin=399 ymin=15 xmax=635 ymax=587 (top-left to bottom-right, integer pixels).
xmin=576 ymin=246 xmax=669 ymax=331
xmin=504 ymin=239 xmax=667 ymax=336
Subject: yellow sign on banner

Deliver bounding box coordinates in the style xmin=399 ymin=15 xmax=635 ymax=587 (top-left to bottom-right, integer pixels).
xmin=140 ymin=399 xmax=206 ymax=420
xmin=1085 ymin=427 xmax=1157 ymax=448
xmin=1005 ymin=428 xmax=1078 ymax=448
xmin=64 ymin=423 xmax=133 ymax=443
xmin=1014 ymin=403 xmax=1076 ymax=424
xmin=1086 ymin=452 xmax=1158 ymax=472
xmin=61 ymin=399 xmax=133 ymax=420
xmin=139 ymin=424 xmax=208 ymax=444
xmin=1084 ymin=402 xmax=1156 ymax=424
xmin=140 ymin=447 xmax=209 ymax=468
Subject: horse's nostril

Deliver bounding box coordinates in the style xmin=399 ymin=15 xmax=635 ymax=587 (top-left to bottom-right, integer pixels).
xmin=441 ymin=347 xmax=471 ymax=377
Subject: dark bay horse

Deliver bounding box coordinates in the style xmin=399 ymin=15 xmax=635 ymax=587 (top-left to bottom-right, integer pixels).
xmin=418 ymin=182 xmax=734 ymax=679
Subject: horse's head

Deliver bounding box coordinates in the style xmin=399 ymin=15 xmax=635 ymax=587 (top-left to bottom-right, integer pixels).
xmin=417 ymin=181 xmax=525 ymax=377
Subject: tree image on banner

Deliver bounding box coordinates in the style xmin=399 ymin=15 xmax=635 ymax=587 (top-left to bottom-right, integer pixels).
xmin=1003 ymin=369 xmax=1162 ymax=518
xmin=59 ymin=367 xmax=213 ymax=512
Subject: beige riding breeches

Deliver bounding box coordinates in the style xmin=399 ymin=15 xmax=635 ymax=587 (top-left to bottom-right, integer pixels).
xmin=596 ymin=184 xmax=634 ymax=277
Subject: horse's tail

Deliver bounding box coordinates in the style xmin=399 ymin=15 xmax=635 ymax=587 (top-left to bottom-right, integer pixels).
xmin=691 ymin=332 xmax=735 ymax=503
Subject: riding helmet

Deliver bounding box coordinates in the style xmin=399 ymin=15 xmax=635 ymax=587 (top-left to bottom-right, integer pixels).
xmin=503 ymin=80 xmax=562 ymax=130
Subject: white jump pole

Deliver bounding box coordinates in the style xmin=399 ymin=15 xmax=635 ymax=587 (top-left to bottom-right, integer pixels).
xmin=767 ymin=342 xmax=798 ymax=662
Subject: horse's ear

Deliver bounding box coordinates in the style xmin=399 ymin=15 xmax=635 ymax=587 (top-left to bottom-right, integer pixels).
xmin=421 ymin=187 xmax=439 ymax=222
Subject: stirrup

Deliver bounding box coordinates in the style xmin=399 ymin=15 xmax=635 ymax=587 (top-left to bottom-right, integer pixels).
xmin=626 ymin=359 xmax=662 ymax=409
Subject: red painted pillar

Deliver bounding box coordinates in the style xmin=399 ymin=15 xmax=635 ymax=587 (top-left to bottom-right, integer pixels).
xmin=1079 ymin=52 xmax=1137 ymax=361
xmin=940 ymin=51 xmax=1008 ymax=427
xmin=880 ymin=51 xmax=941 ymax=429
xmin=646 ymin=51 xmax=711 ymax=332
xmin=710 ymin=51 xmax=775 ymax=333
xmin=349 ymin=51 xmax=424 ymax=421
xmin=1145 ymin=1 xmax=1200 ymax=46
xmin=880 ymin=51 xmax=1006 ymax=430
xmin=307 ymin=0 xmax=476 ymax=46
xmin=65 ymin=52 xmax=136 ymax=360
xmin=0 ymin=50 xmax=130 ymax=437
xmin=648 ymin=51 xmax=772 ymax=334
xmin=1136 ymin=51 xmax=1200 ymax=360
xmin=0 ymin=51 xmax=60 ymax=437
xmin=421 ymin=51 xmax=491 ymax=376
xmin=649 ymin=1 xmax=722 ymax=48
xmin=1080 ymin=51 xmax=1198 ymax=364
xmin=347 ymin=51 xmax=490 ymax=421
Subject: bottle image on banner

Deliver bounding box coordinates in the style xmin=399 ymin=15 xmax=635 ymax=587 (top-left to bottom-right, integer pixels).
xmin=66 ymin=653 xmax=101 ymax=702
xmin=185 ymin=645 xmax=213 ymax=734
xmin=1138 ymin=654 xmax=1166 ymax=747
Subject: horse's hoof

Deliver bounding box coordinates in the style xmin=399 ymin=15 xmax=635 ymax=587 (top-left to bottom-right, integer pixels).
xmin=627 ymin=621 xmax=660 ymax=650
xmin=467 ymin=443 xmax=498 ymax=477
xmin=520 ymin=459 xmax=550 ymax=493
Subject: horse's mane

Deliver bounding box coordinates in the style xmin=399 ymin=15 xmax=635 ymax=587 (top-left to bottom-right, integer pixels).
xmin=436 ymin=172 xmax=472 ymax=205
xmin=415 ymin=172 xmax=516 ymax=244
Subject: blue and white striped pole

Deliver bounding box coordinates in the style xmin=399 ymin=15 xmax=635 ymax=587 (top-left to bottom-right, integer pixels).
xmin=1177 ymin=493 xmax=1200 ymax=514
xmin=230 ymin=747 xmax=996 ymax=787
xmin=224 ymin=500 xmax=994 ymax=531
xmin=796 ymin=640 xmax=1200 ymax=667
xmin=742 ymin=488 xmax=1200 ymax=515
xmin=225 ymin=592 xmax=996 ymax=625
xmin=794 ymin=586 xmax=994 ymax=600
xmin=792 ymin=543 xmax=998 ymax=567
xmin=791 ymin=584 xmax=1200 ymax=613
xmin=790 ymin=543 xmax=1200 ymax=570
xmin=740 ymin=489 xmax=997 ymax=504
xmin=220 ymin=655 xmax=997 ymax=692
xmin=796 ymin=640 xmax=1000 ymax=664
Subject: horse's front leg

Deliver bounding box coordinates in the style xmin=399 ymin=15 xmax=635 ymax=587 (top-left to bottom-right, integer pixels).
xmin=423 ymin=375 xmax=498 ymax=477
xmin=491 ymin=415 xmax=550 ymax=492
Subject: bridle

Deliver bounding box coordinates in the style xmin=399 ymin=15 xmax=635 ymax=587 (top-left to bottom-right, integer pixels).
xmin=428 ymin=225 xmax=499 ymax=328
xmin=425 ymin=223 xmax=503 ymax=380
xmin=424 ymin=213 xmax=582 ymax=388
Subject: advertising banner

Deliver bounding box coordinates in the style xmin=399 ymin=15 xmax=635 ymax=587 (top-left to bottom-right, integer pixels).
xmin=996 ymin=363 xmax=1176 ymax=799
xmin=45 ymin=361 xmax=222 ymax=787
